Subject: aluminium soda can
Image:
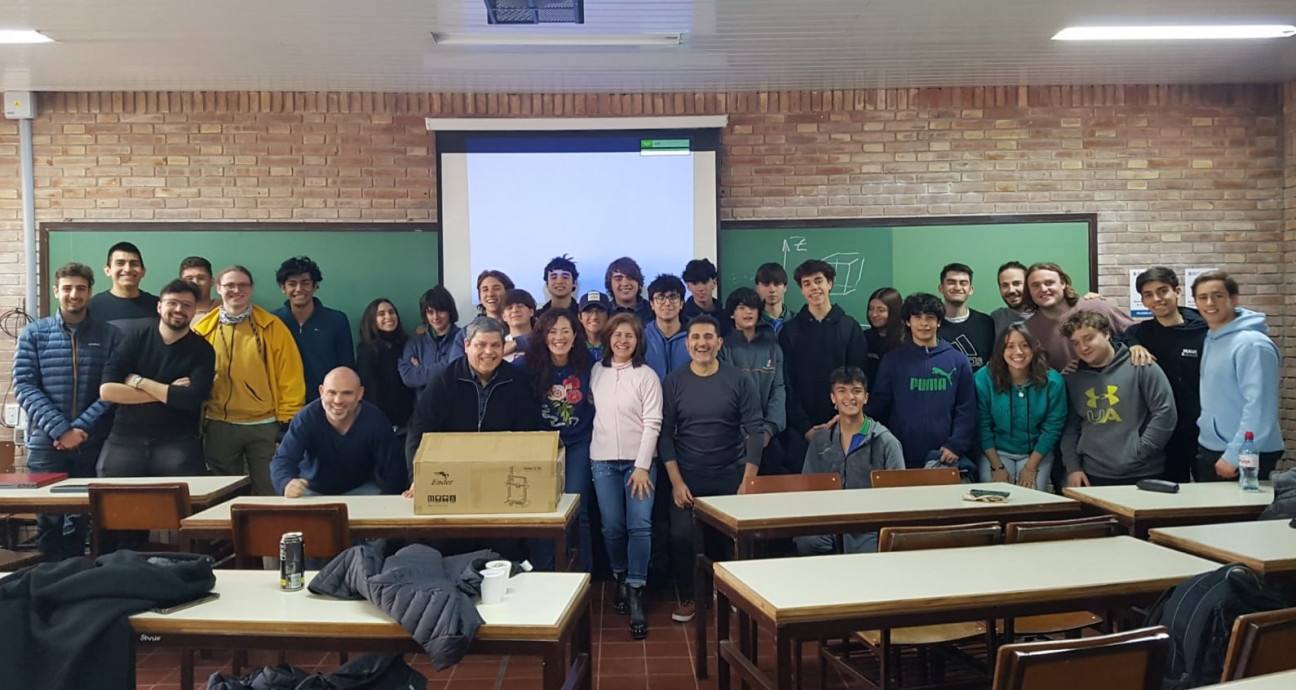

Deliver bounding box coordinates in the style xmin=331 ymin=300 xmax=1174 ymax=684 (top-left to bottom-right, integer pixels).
xmin=280 ymin=531 xmax=304 ymax=591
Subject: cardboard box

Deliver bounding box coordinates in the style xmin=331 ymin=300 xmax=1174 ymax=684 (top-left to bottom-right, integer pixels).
xmin=412 ymin=431 xmax=565 ymax=515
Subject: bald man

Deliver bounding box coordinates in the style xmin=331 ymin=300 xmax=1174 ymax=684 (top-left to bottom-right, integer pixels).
xmin=270 ymin=367 xmax=408 ymax=497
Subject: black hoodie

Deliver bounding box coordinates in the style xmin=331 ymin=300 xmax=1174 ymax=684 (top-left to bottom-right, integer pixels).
xmin=1124 ymin=307 xmax=1207 ymax=441
xmin=778 ymin=303 xmax=870 ymax=436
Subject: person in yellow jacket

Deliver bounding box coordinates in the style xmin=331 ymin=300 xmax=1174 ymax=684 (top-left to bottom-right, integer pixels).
xmin=193 ymin=265 xmax=305 ymax=495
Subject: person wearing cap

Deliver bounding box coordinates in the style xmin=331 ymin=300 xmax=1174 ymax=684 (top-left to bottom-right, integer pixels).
xmin=501 ymin=288 xmax=536 ymax=362
xmin=577 ymin=290 xmax=611 ymax=360
xmin=681 ymin=258 xmax=721 ymax=321
xmin=537 ymin=255 xmax=579 ymax=318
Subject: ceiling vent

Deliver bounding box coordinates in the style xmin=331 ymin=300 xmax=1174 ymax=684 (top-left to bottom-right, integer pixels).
xmin=484 ymin=0 xmax=585 ymax=25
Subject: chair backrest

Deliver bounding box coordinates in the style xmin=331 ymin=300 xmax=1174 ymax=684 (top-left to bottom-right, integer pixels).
xmin=1004 ymin=515 xmax=1121 ymax=544
xmin=992 ymin=626 xmax=1171 ymax=690
xmin=743 ymin=472 xmax=841 ymax=495
xmin=88 ymin=483 xmax=193 ymax=556
xmin=230 ymin=503 xmax=351 ymax=568
xmin=869 ymin=467 xmax=960 ymax=488
xmin=878 ymin=521 xmax=1002 ymax=553
xmin=1220 ymin=606 xmax=1296 ymax=681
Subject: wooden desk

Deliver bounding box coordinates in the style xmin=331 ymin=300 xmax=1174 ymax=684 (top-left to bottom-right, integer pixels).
xmin=181 ymin=494 xmax=581 ymax=569
xmin=1212 ymin=669 xmax=1296 ymax=688
xmin=1064 ymin=482 xmax=1272 ymax=537
xmin=0 ymin=475 xmax=250 ymax=513
xmin=131 ymin=569 xmax=591 ymax=690
xmin=1149 ymin=519 xmax=1296 ymax=582
xmin=712 ymin=536 xmax=1217 ymax=690
xmin=691 ymin=482 xmax=1079 ymax=677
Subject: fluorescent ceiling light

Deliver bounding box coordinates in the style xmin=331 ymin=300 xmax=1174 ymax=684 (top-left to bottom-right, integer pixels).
xmin=0 ymin=30 xmax=52 ymax=44
xmin=1053 ymin=25 xmax=1296 ymax=41
xmin=431 ymin=32 xmax=682 ymax=47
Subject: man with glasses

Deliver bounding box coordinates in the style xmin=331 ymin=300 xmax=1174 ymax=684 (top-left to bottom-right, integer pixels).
xmin=98 ymin=279 xmax=215 ymax=477
xmin=643 ymin=274 xmax=691 ymax=382
xmin=193 ymin=266 xmax=305 ymax=495
xmin=537 ymin=254 xmax=579 ymax=318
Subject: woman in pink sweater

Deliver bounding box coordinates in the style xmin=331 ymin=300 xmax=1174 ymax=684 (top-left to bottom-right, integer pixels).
xmin=590 ymin=312 xmax=663 ymax=640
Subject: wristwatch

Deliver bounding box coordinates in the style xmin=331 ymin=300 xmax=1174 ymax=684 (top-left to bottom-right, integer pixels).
xmin=130 ymin=375 xmax=144 ymax=388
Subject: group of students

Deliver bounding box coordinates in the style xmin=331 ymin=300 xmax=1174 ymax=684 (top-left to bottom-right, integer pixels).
xmin=14 ymin=242 xmax=1287 ymax=642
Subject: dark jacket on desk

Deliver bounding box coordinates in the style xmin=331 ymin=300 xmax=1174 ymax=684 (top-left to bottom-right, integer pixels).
xmin=206 ymin=653 xmax=426 ymax=689
xmin=0 ymin=550 xmax=215 ymax=690
xmin=309 ymin=543 xmax=495 ymax=671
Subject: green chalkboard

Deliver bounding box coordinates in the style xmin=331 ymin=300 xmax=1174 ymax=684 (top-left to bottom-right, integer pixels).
xmin=719 ymin=216 xmax=1095 ymax=318
xmin=41 ymin=223 xmax=440 ymax=339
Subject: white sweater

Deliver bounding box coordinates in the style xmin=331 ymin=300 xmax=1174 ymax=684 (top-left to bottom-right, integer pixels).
xmin=590 ymin=360 xmax=663 ymax=470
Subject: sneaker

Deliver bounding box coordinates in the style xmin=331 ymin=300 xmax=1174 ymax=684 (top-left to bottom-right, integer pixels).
xmin=672 ymin=600 xmax=696 ymax=623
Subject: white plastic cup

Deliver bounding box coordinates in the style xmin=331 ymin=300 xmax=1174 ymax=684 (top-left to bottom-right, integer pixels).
xmin=485 ymin=560 xmax=512 ymax=573
xmin=480 ymin=567 xmax=508 ymax=605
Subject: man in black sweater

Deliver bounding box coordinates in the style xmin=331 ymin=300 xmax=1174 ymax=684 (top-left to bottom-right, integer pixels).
xmin=403 ymin=316 xmax=542 ymax=466
xmin=660 ymin=316 xmax=763 ymax=623
xmin=778 ymin=259 xmax=870 ymax=473
xmin=936 ymin=262 xmax=996 ymax=371
xmin=1127 ymin=267 xmax=1208 ymax=482
xmin=98 ymin=279 xmax=215 ymax=476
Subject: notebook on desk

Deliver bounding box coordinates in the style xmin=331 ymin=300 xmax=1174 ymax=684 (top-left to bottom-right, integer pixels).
xmin=0 ymin=472 xmax=69 ymax=489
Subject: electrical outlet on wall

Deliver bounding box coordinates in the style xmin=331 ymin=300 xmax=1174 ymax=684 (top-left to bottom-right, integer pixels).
xmin=3 ymin=403 xmax=20 ymax=428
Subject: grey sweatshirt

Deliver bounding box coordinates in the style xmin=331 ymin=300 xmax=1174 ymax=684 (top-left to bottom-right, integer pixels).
xmin=1059 ymin=343 xmax=1178 ymax=481
xmin=718 ymin=323 xmax=787 ymax=437
xmin=659 ymin=363 xmax=765 ymax=478
xmin=802 ymin=418 xmax=905 ymax=489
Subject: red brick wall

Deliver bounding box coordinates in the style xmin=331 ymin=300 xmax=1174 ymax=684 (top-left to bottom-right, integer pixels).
xmin=0 ymin=85 xmax=1292 ymax=455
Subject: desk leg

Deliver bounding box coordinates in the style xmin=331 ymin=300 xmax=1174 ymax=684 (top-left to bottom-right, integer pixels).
xmin=575 ymin=600 xmax=593 ymax=690
xmin=737 ymin=535 xmax=758 ymax=669
xmin=717 ymin=587 xmax=732 ymax=690
xmin=555 ymin=528 xmax=570 ymax=572
xmin=694 ymin=516 xmax=708 ymax=678
xmin=774 ymin=628 xmax=794 ymax=690
xmin=180 ymin=648 xmax=194 ymax=689
xmin=544 ymin=641 xmax=567 ymax=690
xmin=738 ymin=607 xmax=753 ymax=690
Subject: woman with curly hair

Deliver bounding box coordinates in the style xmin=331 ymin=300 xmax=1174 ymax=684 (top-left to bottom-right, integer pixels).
xmin=516 ymin=309 xmax=595 ymax=573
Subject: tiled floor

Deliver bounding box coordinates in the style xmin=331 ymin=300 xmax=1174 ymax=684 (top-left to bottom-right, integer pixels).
xmin=131 ymin=580 xmax=924 ymax=690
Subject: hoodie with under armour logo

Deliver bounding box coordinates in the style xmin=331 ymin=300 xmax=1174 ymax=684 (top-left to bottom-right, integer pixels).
xmin=1059 ymin=342 xmax=1178 ymax=482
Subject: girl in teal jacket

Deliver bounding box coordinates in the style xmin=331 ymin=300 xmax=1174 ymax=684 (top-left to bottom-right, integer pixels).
xmin=974 ymin=324 xmax=1067 ymax=490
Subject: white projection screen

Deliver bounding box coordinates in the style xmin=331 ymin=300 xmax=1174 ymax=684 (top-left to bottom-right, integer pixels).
xmin=433 ymin=117 xmax=723 ymax=322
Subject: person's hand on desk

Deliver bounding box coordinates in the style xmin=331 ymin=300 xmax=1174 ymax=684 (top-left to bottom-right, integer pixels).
xmin=1215 ymin=458 xmax=1238 ymax=479
xmin=1066 ymin=470 xmax=1090 ymax=488
xmin=401 ymin=482 xmax=414 ymax=499
xmin=284 ymin=478 xmax=309 ymax=498
xmin=627 ymin=467 xmax=654 ymax=501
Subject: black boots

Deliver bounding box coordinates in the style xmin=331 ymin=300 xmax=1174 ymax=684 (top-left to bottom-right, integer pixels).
xmin=613 ymin=572 xmax=629 ymax=615
xmin=628 ymin=585 xmax=648 ymax=640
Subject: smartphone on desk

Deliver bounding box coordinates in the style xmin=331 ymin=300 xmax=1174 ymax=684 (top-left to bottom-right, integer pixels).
xmin=151 ymin=593 xmax=220 ymax=615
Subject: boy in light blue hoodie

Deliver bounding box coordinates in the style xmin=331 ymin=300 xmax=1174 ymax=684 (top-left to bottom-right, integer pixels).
xmin=1191 ymin=271 xmax=1285 ymax=481
xmin=642 ymin=274 xmax=690 ymax=381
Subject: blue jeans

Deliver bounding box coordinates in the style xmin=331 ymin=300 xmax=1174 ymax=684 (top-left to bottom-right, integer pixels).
xmin=530 ymin=438 xmax=593 ymax=572
xmin=977 ymin=451 xmax=1053 ymax=491
xmin=591 ymin=461 xmax=656 ymax=587
xmin=27 ymin=445 xmax=100 ymax=562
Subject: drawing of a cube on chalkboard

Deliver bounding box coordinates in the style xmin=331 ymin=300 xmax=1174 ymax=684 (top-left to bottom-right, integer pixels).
xmin=822 ymin=252 xmax=864 ymax=296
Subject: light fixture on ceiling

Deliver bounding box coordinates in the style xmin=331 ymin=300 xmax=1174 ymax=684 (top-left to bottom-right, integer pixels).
xmin=1053 ymin=25 xmax=1296 ymax=41
xmin=430 ymin=32 xmax=683 ymax=47
xmin=0 ymin=30 xmax=53 ymax=44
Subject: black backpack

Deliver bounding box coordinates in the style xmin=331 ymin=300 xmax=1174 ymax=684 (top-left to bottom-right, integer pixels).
xmin=1144 ymin=563 xmax=1289 ymax=689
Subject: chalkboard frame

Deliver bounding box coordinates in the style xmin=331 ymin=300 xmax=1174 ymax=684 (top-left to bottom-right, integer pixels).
xmin=718 ymin=213 xmax=1098 ymax=301
xmin=38 ymin=221 xmax=442 ymax=319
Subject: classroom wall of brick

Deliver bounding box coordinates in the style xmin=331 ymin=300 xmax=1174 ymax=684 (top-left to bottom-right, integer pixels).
xmin=0 ymin=84 xmax=1292 ymax=457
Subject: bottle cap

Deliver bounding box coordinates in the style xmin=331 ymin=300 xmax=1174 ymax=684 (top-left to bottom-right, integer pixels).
xmin=1245 ymin=431 xmax=1255 ymax=440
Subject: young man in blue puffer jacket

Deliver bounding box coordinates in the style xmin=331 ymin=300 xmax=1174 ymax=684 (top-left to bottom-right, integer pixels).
xmin=14 ymin=262 xmax=122 ymax=561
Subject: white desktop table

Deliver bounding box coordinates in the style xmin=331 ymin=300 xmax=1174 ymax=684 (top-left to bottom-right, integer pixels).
xmin=1149 ymin=518 xmax=1296 ymax=581
xmin=1064 ymin=482 xmax=1273 ymax=537
xmin=131 ymin=569 xmax=592 ymax=689
xmin=0 ymin=475 xmax=249 ymax=513
xmin=713 ymin=536 xmax=1217 ymax=690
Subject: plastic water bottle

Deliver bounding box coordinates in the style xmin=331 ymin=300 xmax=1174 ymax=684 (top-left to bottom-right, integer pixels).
xmin=1238 ymin=431 xmax=1260 ymax=492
